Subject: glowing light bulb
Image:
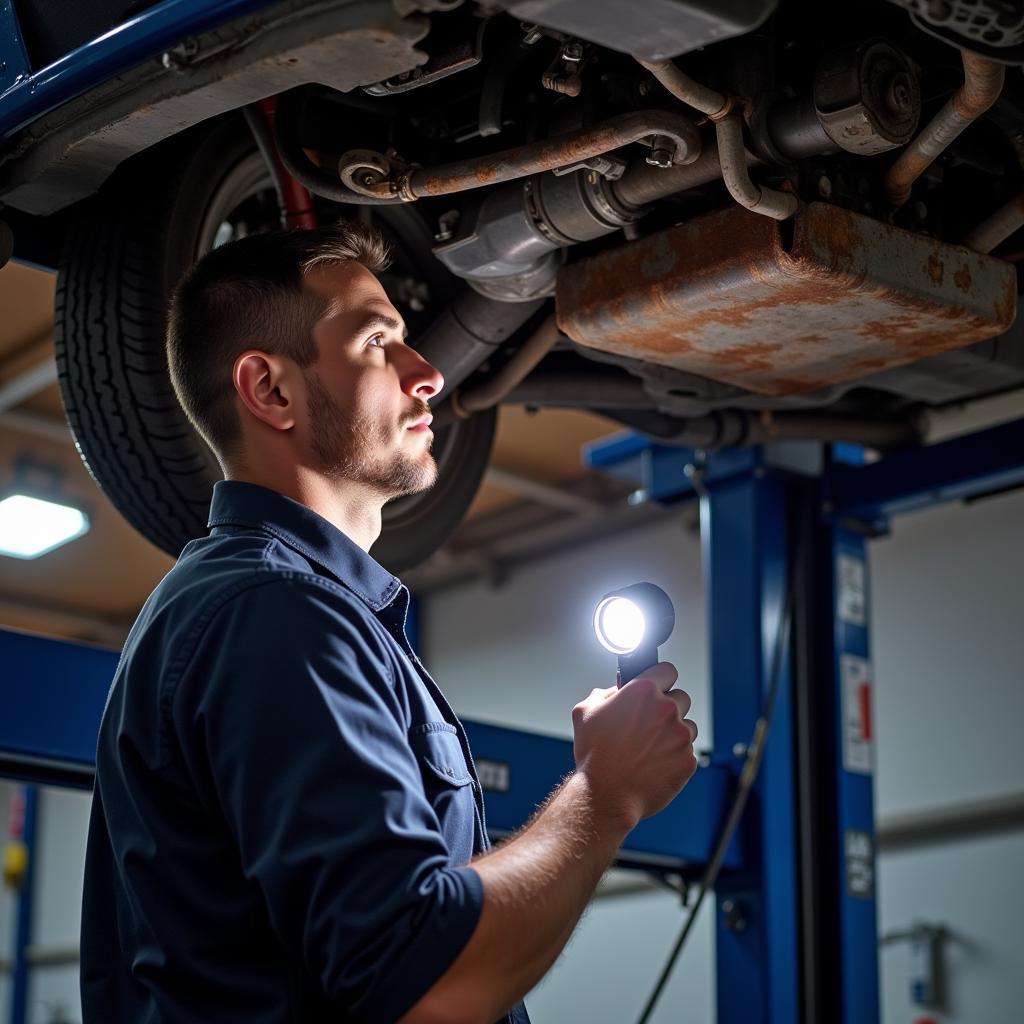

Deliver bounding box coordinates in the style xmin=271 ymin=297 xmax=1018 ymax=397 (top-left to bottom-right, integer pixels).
xmin=594 ymin=596 xmax=646 ymax=655
xmin=593 ymin=582 xmax=675 ymax=686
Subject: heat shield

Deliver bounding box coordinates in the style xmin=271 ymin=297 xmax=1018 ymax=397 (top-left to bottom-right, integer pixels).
xmin=556 ymin=202 xmax=1017 ymax=396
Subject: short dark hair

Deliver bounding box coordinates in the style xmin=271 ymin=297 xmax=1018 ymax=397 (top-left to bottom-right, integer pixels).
xmin=166 ymin=220 xmax=390 ymax=466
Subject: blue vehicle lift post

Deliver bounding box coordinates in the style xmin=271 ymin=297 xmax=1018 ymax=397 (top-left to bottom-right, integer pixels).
xmin=2 ymin=417 xmax=1023 ymax=1024
xmin=583 ymin=438 xmax=878 ymax=1022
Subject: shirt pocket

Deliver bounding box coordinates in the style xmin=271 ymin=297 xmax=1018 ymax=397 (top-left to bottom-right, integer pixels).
xmin=408 ymin=722 xmax=473 ymax=788
xmin=409 ymin=722 xmax=477 ymax=863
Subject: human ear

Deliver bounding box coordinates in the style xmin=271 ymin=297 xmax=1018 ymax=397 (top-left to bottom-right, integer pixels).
xmin=232 ymin=350 xmax=297 ymax=432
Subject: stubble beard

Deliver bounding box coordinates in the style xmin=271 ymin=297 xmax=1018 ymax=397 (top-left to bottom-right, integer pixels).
xmin=305 ymin=370 xmax=438 ymax=500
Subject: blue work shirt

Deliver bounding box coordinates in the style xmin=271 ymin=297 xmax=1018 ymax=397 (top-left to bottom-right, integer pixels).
xmin=81 ymin=480 xmax=530 ymax=1024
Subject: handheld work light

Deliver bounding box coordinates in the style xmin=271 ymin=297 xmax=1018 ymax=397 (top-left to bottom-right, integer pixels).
xmin=593 ymin=582 xmax=675 ymax=686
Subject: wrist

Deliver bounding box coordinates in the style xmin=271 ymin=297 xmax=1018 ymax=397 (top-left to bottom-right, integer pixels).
xmin=567 ymin=768 xmax=640 ymax=838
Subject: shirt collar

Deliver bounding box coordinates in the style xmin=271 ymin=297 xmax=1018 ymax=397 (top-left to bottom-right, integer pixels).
xmin=207 ymin=480 xmax=402 ymax=611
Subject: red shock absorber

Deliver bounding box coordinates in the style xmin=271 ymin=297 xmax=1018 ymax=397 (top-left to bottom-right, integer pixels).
xmin=257 ymin=97 xmax=319 ymax=230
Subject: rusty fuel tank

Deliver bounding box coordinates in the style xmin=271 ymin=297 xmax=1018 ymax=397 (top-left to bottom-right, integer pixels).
xmin=555 ymin=202 xmax=1017 ymax=396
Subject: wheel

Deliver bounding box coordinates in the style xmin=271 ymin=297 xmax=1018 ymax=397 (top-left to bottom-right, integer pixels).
xmin=54 ymin=115 xmax=495 ymax=572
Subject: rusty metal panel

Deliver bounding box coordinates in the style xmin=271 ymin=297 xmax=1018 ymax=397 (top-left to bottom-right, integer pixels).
xmin=555 ymin=202 xmax=1018 ymax=396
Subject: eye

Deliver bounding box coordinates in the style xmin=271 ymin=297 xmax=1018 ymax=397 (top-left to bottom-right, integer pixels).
xmin=366 ymin=333 xmax=386 ymax=350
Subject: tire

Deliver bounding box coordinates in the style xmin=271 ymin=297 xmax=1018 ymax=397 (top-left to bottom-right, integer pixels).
xmin=54 ymin=115 xmax=495 ymax=571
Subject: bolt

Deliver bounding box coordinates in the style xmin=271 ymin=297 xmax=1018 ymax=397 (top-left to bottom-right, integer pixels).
xmin=160 ymin=38 xmax=199 ymax=70
xmin=646 ymin=134 xmax=674 ymax=169
xmin=732 ymin=742 xmax=748 ymax=759
xmin=818 ymin=175 xmax=833 ymax=199
xmin=561 ymin=41 xmax=584 ymax=62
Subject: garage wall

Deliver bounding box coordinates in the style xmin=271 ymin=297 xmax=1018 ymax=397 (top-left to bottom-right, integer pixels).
xmin=870 ymin=488 xmax=1024 ymax=1023
xmin=1 ymin=487 xmax=1022 ymax=1024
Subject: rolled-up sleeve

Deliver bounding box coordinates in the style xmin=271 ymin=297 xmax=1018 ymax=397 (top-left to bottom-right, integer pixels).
xmin=169 ymin=575 xmax=483 ymax=1022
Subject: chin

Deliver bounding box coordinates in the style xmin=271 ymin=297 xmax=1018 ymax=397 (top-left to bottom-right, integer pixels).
xmin=384 ymin=454 xmax=438 ymax=501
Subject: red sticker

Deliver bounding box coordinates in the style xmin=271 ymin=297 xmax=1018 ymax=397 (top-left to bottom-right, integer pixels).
xmin=859 ymin=683 xmax=872 ymax=742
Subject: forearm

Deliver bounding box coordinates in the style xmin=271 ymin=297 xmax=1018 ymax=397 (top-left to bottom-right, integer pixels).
xmin=400 ymin=771 xmax=632 ymax=1024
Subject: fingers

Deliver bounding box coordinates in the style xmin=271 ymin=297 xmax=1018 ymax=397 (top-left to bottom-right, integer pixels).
xmin=664 ymin=691 xmax=698 ymax=744
xmin=665 ymin=688 xmax=692 ymax=721
xmin=633 ymin=661 xmax=678 ymax=693
xmin=572 ymin=685 xmax=617 ymax=725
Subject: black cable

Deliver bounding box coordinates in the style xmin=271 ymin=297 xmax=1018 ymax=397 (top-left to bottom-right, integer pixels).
xmin=634 ymin=510 xmax=802 ymax=1024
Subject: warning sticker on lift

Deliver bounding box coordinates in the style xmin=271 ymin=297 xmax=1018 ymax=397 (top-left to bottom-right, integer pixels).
xmin=837 ymin=554 xmax=867 ymax=626
xmin=844 ymin=829 xmax=875 ymax=900
xmin=841 ymin=654 xmax=873 ymax=775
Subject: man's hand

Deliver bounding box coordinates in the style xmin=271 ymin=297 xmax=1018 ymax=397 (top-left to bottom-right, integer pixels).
xmin=572 ymin=662 xmax=698 ymax=831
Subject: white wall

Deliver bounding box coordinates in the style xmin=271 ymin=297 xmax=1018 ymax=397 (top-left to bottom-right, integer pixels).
xmin=870 ymin=489 xmax=1024 ymax=1024
xmin=870 ymin=490 xmax=1024 ymax=816
xmin=25 ymin=789 xmax=90 ymax=1024
xmin=4 ymin=487 xmax=1022 ymax=1024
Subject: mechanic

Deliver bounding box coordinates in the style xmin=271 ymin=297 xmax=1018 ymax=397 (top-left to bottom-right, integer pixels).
xmin=79 ymin=221 xmax=700 ymax=1024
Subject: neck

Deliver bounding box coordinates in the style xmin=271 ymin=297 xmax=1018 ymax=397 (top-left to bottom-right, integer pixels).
xmin=227 ymin=462 xmax=385 ymax=552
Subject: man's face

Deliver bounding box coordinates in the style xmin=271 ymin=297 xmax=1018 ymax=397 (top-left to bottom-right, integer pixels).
xmin=300 ymin=261 xmax=444 ymax=500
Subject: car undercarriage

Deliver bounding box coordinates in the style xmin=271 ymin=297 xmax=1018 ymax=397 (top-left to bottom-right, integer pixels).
xmin=2 ymin=0 xmax=1023 ymax=566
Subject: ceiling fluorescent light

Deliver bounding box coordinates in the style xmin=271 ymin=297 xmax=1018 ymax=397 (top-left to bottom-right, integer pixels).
xmin=0 ymin=493 xmax=90 ymax=559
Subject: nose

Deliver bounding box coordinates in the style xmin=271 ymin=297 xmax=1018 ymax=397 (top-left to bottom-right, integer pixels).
xmin=400 ymin=344 xmax=444 ymax=402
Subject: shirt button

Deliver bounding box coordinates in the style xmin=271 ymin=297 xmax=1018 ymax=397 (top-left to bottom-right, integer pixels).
xmin=446 ymin=767 xmax=455 ymax=777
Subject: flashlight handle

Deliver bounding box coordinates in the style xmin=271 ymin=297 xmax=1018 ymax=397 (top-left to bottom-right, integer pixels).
xmin=617 ymin=644 xmax=659 ymax=687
